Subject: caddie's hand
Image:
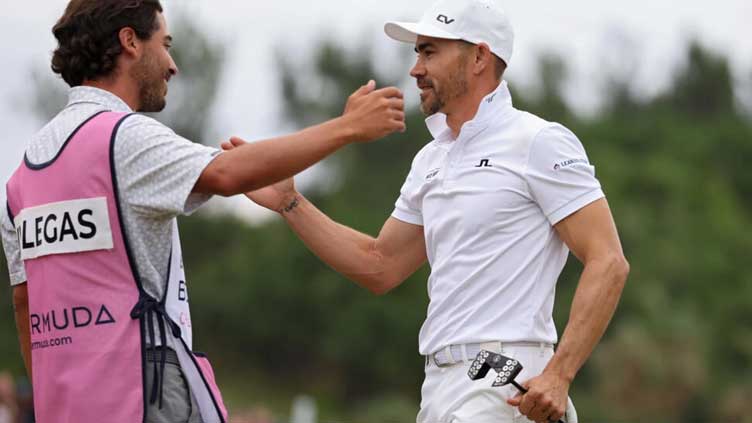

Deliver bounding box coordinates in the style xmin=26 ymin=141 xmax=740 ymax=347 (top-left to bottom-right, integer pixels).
xmin=221 ymin=137 xmax=298 ymax=212
xmin=342 ymin=80 xmax=405 ymax=142
xmin=507 ymin=371 xmax=570 ymax=423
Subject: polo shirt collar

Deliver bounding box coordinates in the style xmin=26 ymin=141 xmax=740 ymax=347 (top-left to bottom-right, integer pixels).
xmin=425 ymin=80 xmax=513 ymax=140
xmin=66 ymin=86 xmax=133 ymax=113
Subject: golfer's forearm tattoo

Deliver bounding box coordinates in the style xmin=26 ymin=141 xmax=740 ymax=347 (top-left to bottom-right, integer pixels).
xmin=281 ymin=196 xmax=300 ymax=213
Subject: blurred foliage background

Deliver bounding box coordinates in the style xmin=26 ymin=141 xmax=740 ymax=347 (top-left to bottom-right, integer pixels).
xmin=2 ymin=13 xmax=752 ymax=423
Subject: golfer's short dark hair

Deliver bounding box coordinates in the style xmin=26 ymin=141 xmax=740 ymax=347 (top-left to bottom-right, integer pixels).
xmin=494 ymin=56 xmax=507 ymax=81
xmin=51 ymin=0 xmax=164 ymax=87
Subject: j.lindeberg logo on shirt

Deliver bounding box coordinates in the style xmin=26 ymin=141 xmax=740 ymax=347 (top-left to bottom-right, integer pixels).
xmin=475 ymin=159 xmax=492 ymax=168
xmin=553 ymin=158 xmax=588 ymax=170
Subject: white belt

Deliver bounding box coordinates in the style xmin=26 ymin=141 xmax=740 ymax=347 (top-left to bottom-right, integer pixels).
xmin=426 ymin=341 xmax=554 ymax=368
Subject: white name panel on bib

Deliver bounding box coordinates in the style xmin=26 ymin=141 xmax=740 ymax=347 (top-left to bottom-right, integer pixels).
xmin=15 ymin=197 xmax=114 ymax=260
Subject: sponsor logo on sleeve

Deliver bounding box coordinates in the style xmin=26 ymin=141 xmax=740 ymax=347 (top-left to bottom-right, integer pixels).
xmin=553 ymin=158 xmax=589 ymax=171
xmin=15 ymin=197 xmax=114 ymax=260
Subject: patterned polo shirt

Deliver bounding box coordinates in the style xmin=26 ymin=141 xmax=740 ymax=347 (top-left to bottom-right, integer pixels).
xmin=2 ymin=87 xmax=219 ymax=306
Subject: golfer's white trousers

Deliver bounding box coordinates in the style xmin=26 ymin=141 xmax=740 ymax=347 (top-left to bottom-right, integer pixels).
xmin=417 ymin=343 xmax=578 ymax=423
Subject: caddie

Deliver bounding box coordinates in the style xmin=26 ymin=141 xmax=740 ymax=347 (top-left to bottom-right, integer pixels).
xmin=1 ymin=1 xmax=405 ymax=422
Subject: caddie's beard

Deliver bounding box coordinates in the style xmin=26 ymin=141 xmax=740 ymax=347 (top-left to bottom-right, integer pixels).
xmin=420 ymin=60 xmax=469 ymax=116
xmin=131 ymin=52 xmax=168 ymax=113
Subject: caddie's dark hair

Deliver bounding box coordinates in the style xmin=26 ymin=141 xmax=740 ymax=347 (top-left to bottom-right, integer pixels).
xmin=51 ymin=0 xmax=164 ymax=87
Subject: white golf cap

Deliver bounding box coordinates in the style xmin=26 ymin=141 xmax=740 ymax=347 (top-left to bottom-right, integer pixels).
xmin=384 ymin=0 xmax=514 ymax=65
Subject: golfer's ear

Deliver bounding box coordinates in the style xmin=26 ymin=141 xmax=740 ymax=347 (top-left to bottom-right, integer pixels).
xmin=474 ymin=43 xmax=493 ymax=75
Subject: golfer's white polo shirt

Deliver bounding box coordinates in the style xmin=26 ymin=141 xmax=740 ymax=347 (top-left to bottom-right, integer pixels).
xmin=393 ymin=81 xmax=604 ymax=355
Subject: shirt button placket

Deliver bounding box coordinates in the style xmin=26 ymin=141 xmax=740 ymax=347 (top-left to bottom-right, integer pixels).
xmin=442 ymin=144 xmax=456 ymax=188
xmin=444 ymin=129 xmax=473 ymax=185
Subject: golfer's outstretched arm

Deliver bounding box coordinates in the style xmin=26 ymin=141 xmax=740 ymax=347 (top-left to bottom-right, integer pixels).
xmin=281 ymin=196 xmax=427 ymax=294
xmin=217 ymin=135 xmax=427 ymax=293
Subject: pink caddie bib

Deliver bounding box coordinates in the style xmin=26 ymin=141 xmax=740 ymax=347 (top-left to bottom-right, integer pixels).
xmin=6 ymin=111 xmax=228 ymax=423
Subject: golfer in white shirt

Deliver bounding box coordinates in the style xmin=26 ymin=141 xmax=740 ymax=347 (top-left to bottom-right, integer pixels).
xmin=226 ymin=0 xmax=629 ymax=421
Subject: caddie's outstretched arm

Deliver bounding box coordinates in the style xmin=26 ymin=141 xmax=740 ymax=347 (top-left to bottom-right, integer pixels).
xmin=194 ymin=81 xmax=405 ymax=197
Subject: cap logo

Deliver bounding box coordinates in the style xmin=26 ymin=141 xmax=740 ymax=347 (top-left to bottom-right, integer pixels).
xmin=436 ymin=14 xmax=455 ymax=24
